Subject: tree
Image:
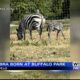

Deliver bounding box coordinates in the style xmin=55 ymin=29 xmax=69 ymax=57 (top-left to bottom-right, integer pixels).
xmin=10 ymin=0 xmax=36 ymax=20
xmin=61 ymin=0 xmax=70 ymax=18
xmin=10 ymin=0 xmax=69 ymax=20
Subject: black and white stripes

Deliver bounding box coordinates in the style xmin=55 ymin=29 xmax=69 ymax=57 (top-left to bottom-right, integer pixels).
xmin=47 ymin=22 xmax=65 ymax=40
xmin=16 ymin=14 xmax=65 ymax=40
xmin=16 ymin=14 xmax=45 ymax=40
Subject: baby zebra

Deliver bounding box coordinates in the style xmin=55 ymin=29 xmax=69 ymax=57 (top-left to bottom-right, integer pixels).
xmin=47 ymin=22 xmax=65 ymax=40
xmin=16 ymin=14 xmax=45 ymax=40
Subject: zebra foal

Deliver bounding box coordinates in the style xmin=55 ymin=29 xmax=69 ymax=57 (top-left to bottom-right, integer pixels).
xmin=47 ymin=22 xmax=65 ymax=40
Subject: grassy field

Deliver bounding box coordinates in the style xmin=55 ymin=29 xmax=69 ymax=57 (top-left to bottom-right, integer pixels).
xmin=9 ymin=19 xmax=80 ymax=79
xmin=10 ymin=19 xmax=70 ymax=62
xmin=8 ymin=70 xmax=80 ymax=79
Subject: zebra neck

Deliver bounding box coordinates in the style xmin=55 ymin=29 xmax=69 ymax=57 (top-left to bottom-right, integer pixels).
xmin=18 ymin=24 xmax=24 ymax=34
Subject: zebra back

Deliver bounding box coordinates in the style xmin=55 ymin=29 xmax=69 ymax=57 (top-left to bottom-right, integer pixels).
xmin=47 ymin=22 xmax=63 ymax=31
xmin=20 ymin=14 xmax=45 ymax=29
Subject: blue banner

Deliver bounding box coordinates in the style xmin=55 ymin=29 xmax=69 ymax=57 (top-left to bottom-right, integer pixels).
xmin=0 ymin=62 xmax=79 ymax=70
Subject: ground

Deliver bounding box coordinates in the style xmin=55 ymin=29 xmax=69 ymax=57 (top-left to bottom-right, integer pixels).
xmin=7 ymin=70 xmax=80 ymax=79
xmin=10 ymin=19 xmax=70 ymax=62
xmin=9 ymin=19 xmax=80 ymax=79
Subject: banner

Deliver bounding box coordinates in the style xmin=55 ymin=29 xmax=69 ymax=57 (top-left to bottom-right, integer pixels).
xmin=0 ymin=62 xmax=79 ymax=70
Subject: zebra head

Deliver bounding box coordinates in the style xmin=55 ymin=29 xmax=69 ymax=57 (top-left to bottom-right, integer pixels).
xmin=16 ymin=28 xmax=23 ymax=40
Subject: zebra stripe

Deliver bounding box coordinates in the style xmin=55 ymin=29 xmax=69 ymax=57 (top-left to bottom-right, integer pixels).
xmin=48 ymin=22 xmax=63 ymax=31
xmin=17 ymin=14 xmax=45 ymax=40
xmin=28 ymin=16 xmax=41 ymax=29
xmin=47 ymin=22 xmax=65 ymax=40
xmin=21 ymin=14 xmax=45 ymax=30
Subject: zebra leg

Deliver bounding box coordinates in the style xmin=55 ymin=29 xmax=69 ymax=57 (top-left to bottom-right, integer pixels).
xmin=61 ymin=30 xmax=65 ymax=39
xmin=39 ymin=28 xmax=42 ymax=39
xmin=30 ymin=30 xmax=32 ymax=39
xmin=56 ymin=30 xmax=60 ymax=40
xmin=48 ymin=27 xmax=51 ymax=39
xmin=23 ymin=30 xmax=26 ymax=40
xmin=48 ymin=31 xmax=51 ymax=39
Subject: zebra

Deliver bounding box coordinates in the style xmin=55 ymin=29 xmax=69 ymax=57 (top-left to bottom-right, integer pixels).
xmin=16 ymin=14 xmax=45 ymax=40
xmin=47 ymin=22 xmax=65 ymax=40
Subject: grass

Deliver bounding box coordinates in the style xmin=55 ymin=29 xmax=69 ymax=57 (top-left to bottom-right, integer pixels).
xmin=9 ymin=19 xmax=80 ymax=79
xmin=8 ymin=19 xmax=80 ymax=79
xmin=10 ymin=19 xmax=70 ymax=62
xmin=10 ymin=70 xmax=72 ymax=79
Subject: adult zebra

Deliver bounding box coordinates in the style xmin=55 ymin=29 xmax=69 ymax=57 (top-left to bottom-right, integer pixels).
xmin=16 ymin=14 xmax=45 ymax=40
xmin=47 ymin=22 xmax=65 ymax=40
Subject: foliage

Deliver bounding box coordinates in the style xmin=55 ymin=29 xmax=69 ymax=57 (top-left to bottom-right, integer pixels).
xmin=10 ymin=0 xmax=70 ymax=20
